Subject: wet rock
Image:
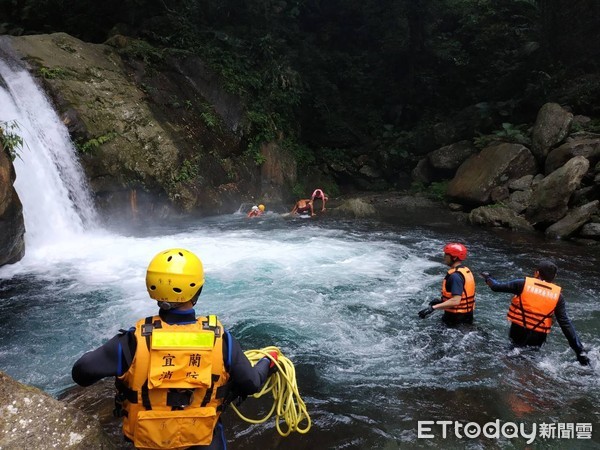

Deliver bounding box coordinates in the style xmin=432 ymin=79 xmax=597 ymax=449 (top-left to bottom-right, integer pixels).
xmin=0 ymin=146 xmax=25 ymax=266
xmin=331 ymin=198 xmax=377 ymax=218
xmin=545 ymin=200 xmax=599 ymax=239
xmin=468 ymin=205 xmax=534 ymax=231
xmin=0 ymin=371 xmax=115 ymax=449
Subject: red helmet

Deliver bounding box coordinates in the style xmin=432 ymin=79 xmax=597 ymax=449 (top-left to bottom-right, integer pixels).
xmin=443 ymin=243 xmax=467 ymax=260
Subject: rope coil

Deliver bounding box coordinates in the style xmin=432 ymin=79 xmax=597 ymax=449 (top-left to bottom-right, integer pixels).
xmin=232 ymin=346 xmax=312 ymax=436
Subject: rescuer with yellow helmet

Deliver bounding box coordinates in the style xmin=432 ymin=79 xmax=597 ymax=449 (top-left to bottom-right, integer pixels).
xmin=72 ymin=248 xmax=278 ymax=449
xmin=480 ymin=260 xmax=590 ymax=366
xmin=418 ymin=242 xmax=476 ymax=325
xmin=247 ymin=204 xmax=265 ymax=218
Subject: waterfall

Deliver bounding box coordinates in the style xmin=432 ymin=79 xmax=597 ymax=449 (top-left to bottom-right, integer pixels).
xmin=0 ymin=55 xmax=98 ymax=249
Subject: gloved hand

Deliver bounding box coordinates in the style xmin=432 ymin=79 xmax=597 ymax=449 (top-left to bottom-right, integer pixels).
xmin=480 ymin=272 xmax=491 ymax=280
xmin=429 ymin=298 xmax=443 ymax=306
xmin=264 ymin=351 xmax=279 ymax=375
xmin=418 ymin=306 xmax=435 ymax=319
xmin=577 ymin=351 xmax=590 ymax=366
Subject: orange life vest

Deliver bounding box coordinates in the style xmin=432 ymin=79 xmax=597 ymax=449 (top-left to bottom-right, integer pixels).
xmin=441 ymin=266 xmax=476 ymax=314
xmin=507 ymin=277 xmax=561 ymax=334
xmin=116 ymin=314 xmax=229 ymax=450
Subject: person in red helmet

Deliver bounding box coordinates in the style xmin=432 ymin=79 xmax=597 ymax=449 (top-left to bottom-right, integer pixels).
xmin=418 ymin=242 xmax=476 ymax=325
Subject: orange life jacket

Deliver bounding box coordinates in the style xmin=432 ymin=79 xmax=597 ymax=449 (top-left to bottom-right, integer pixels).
xmin=441 ymin=266 xmax=476 ymax=314
xmin=507 ymin=277 xmax=561 ymax=333
xmin=116 ymin=314 xmax=229 ymax=450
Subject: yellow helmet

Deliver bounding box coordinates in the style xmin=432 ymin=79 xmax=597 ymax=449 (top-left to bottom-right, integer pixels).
xmin=146 ymin=248 xmax=205 ymax=303
xmin=258 ymin=204 xmax=265 ymax=211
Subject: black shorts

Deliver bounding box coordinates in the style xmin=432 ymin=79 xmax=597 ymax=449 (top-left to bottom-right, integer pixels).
xmin=442 ymin=311 xmax=474 ymax=326
xmin=509 ymin=323 xmax=547 ymax=347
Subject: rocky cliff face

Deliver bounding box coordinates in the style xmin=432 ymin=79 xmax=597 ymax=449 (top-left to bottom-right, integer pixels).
xmin=4 ymin=33 xmax=297 ymax=221
xmin=0 ymin=143 xmax=25 ymax=265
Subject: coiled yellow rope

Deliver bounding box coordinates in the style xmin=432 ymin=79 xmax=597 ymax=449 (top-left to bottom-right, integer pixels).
xmin=232 ymin=346 xmax=312 ymax=436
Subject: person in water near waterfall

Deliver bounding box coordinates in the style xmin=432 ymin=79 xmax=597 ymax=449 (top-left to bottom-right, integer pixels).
xmin=247 ymin=204 xmax=265 ymax=218
xmin=310 ymin=188 xmax=328 ymax=212
xmin=290 ymin=198 xmax=315 ymax=216
xmin=418 ymin=243 xmax=476 ymax=325
xmin=72 ymin=248 xmax=278 ymax=450
xmin=480 ymin=260 xmax=590 ymax=366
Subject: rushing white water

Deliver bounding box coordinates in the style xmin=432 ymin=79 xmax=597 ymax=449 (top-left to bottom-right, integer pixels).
xmin=0 ymin=57 xmax=98 ymax=250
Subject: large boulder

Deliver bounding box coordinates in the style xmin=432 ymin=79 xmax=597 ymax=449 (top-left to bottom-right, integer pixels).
xmin=427 ymin=140 xmax=478 ymax=175
xmin=412 ymin=158 xmax=435 ymax=184
xmin=525 ymin=156 xmax=590 ymax=225
xmin=330 ymin=198 xmax=376 ymax=218
xmin=0 ymin=145 xmax=25 ymax=266
xmin=544 ymin=137 xmax=600 ymax=174
xmin=0 ymin=371 xmax=115 ymax=449
xmin=545 ymin=200 xmax=599 ymax=239
xmin=531 ymin=103 xmax=573 ymax=162
xmin=446 ymin=142 xmax=537 ymax=206
xmin=468 ymin=205 xmax=534 ymax=231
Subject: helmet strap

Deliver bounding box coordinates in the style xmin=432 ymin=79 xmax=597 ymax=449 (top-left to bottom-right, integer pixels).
xmin=156 ymin=286 xmax=203 ymax=311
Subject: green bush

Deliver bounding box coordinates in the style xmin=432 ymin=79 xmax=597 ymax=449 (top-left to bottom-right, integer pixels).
xmin=0 ymin=120 xmax=25 ymax=161
xmin=77 ymin=131 xmax=118 ymax=154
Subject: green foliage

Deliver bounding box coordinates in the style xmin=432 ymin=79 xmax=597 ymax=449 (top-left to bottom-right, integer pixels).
xmin=197 ymin=101 xmax=222 ymax=130
xmin=284 ymin=139 xmax=315 ymax=169
xmin=292 ymin=183 xmax=305 ymax=199
xmin=5 ymin=0 xmax=600 ymax=191
xmin=320 ymin=147 xmax=349 ymax=164
xmin=571 ymin=118 xmax=600 ymax=134
xmin=77 ymin=132 xmax=118 ymax=154
xmin=118 ymin=40 xmax=165 ymax=66
xmin=244 ymin=109 xmax=280 ymax=165
xmin=474 ymin=123 xmax=530 ymax=148
xmin=410 ymin=180 xmax=449 ymax=201
xmin=173 ymin=157 xmax=200 ymax=183
xmin=39 ymin=66 xmax=68 ymax=79
xmin=473 ymin=134 xmax=498 ymax=149
xmin=0 ymin=120 xmax=25 ymax=161
xmin=495 ymin=123 xmax=528 ymax=141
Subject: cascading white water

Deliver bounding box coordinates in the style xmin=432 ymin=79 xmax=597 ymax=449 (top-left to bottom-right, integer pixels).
xmin=0 ymin=56 xmax=98 ymax=249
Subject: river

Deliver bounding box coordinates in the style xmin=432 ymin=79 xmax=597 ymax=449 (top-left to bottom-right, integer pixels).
xmin=0 ymin=51 xmax=598 ymax=450
xmin=1 ymin=213 xmax=598 ymax=449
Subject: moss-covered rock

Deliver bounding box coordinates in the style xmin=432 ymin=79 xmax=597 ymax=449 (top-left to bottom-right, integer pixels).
xmin=5 ymin=33 xmax=295 ymax=219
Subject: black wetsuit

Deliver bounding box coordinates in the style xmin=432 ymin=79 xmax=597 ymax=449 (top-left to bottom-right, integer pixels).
xmin=72 ymin=308 xmax=271 ymax=450
xmin=486 ymin=277 xmax=585 ymax=355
